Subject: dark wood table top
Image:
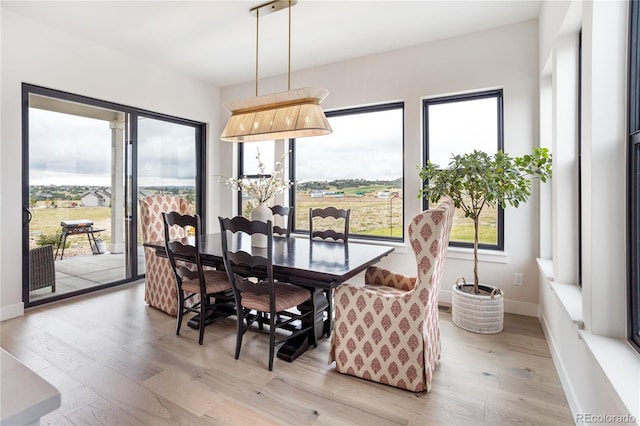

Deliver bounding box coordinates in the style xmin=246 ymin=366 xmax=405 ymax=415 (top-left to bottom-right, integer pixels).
xmin=145 ymin=234 xmax=394 ymax=289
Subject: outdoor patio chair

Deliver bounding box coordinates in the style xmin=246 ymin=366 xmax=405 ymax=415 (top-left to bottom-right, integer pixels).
xmin=29 ymin=244 xmax=56 ymax=292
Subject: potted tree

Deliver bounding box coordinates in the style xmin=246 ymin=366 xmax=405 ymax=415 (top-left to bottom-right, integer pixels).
xmin=418 ymin=147 xmax=552 ymax=333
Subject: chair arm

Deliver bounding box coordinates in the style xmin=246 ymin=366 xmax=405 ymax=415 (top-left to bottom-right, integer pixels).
xmin=365 ymin=266 xmax=417 ymax=291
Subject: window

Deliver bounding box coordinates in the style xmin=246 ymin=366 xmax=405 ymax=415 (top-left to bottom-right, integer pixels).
xmin=292 ymin=103 xmax=404 ymax=241
xmin=628 ymin=0 xmax=640 ymax=353
xmin=423 ymin=89 xmax=504 ymax=250
xmin=237 ymin=140 xmax=276 ymax=217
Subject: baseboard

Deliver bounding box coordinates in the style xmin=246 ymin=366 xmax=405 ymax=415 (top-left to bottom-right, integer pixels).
xmin=440 ymin=288 xmax=538 ymax=317
xmin=538 ymin=306 xmax=583 ymax=419
xmin=0 ymin=302 xmax=24 ymax=321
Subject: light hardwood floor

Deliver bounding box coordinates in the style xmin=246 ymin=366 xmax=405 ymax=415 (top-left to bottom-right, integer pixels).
xmin=1 ymin=282 xmax=574 ymax=425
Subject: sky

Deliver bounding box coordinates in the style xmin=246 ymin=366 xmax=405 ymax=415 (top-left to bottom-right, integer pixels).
xmin=29 ymin=108 xmax=197 ymax=187
xmin=427 ymin=97 xmax=498 ymax=165
xmin=29 ymin=98 xmax=496 ymax=187
xmin=295 ymin=108 xmax=403 ymax=182
xmin=29 ymin=108 xmax=112 ymax=186
xmin=240 ymin=111 xmax=403 ymax=182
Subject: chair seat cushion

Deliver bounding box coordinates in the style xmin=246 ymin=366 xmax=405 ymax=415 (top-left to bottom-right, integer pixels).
xmin=182 ymin=269 xmax=232 ymax=294
xmin=361 ymin=284 xmax=409 ymax=297
xmin=241 ymin=282 xmax=310 ymax=312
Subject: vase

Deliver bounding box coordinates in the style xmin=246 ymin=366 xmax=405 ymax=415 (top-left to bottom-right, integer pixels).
xmin=250 ymin=202 xmax=272 ymax=248
xmin=451 ymin=278 xmax=504 ymax=334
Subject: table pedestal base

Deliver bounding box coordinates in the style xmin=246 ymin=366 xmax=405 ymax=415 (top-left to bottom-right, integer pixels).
xmin=277 ymin=334 xmax=310 ymax=362
xmin=277 ymin=287 xmax=329 ymax=362
xmin=187 ymin=303 xmax=235 ymax=329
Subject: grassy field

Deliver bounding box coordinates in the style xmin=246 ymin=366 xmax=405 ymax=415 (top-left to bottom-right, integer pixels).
xmin=30 ymin=193 xmax=497 ymax=259
xmin=29 ymin=203 xmax=113 ymax=256
xmin=294 ymin=193 xmax=497 ymax=244
xmin=294 ymin=193 xmax=404 ymax=238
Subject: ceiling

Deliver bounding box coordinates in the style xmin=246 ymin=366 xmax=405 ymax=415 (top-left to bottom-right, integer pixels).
xmin=3 ymin=1 xmax=542 ymax=88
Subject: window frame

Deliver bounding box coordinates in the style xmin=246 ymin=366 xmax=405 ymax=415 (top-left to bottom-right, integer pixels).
xmin=628 ymin=0 xmax=640 ymax=353
xmin=21 ymin=83 xmax=206 ymax=307
xmin=422 ymin=89 xmax=505 ymax=251
xmin=578 ymin=28 xmax=584 ymax=288
xmin=290 ymin=101 xmax=405 ymax=242
xmin=236 ymin=141 xmax=281 ymax=216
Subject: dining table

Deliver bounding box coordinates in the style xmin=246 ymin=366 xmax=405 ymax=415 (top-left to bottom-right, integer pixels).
xmin=145 ymin=233 xmax=394 ymax=361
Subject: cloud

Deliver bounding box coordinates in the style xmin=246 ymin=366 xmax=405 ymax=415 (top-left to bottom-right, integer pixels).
xmin=295 ymin=108 xmax=403 ymax=181
xmin=29 ymin=109 xmax=197 ymax=187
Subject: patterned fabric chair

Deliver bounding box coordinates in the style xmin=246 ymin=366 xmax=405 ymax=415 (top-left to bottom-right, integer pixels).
xmin=329 ymin=198 xmax=454 ymax=392
xmin=139 ymin=195 xmax=193 ymax=316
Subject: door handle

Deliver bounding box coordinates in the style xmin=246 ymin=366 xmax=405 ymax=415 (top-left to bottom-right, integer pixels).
xmin=23 ymin=207 xmax=32 ymax=225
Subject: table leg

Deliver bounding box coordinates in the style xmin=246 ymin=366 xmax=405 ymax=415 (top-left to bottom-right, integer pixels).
xmin=56 ymin=234 xmax=69 ymax=260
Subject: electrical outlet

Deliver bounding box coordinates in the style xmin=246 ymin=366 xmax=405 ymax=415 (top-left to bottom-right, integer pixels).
xmin=514 ymin=272 xmax=523 ymax=286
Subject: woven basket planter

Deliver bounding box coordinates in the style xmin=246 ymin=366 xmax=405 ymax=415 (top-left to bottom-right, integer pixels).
xmin=451 ymin=278 xmax=504 ymax=334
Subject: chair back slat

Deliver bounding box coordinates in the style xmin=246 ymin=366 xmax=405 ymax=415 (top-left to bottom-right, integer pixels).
xmin=270 ymin=205 xmax=293 ymax=237
xmin=219 ymin=216 xmax=274 ymax=289
xmin=234 ymin=276 xmax=270 ymax=295
xmin=309 ymin=207 xmax=351 ymax=242
xmin=225 ymin=250 xmax=269 ymax=270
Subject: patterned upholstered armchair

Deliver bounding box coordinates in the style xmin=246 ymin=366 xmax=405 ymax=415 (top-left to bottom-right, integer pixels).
xmin=139 ymin=195 xmax=193 ymax=316
xmin=329 ymin=199 xmax=454 ymax=392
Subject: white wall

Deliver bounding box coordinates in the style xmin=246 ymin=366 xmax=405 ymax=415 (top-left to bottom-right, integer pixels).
xmin=220 ymin=19 xmax=544 ymax=315
xmin=0 ymin=9 xmax=221 ymax=319
xmin=0 ymin=5 xmax=565 ymax=323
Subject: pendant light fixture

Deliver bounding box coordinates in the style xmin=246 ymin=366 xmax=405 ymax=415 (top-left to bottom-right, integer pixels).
xmin=220 ymin=0 xmax=332 ymax=143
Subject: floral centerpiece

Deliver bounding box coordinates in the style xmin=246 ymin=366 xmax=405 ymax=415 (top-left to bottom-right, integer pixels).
xmin=225 ymin=148 xmax=292 ymax=205
xmin=224 ymin=148 xmax=292 ymax=247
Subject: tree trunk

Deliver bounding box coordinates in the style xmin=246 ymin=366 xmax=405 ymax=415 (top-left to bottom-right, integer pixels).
xmin=473 ymin=216 xmax=480 ymax=294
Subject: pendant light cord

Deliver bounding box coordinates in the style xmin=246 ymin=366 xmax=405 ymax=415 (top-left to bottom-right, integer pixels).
xmin=255 ymin=8 xmax=260 ymax=96
xmin=254 ymin=0 xmax=294 ymax=96
xmin=288 ymin=0 xmax=291 ymax=91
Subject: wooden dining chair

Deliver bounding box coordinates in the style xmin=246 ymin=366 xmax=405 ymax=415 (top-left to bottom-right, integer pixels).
xmin=269 ymin=205 xmax=294 ymax=238
xmin=219 ymin=215 xmax=316 ymax=371
xmin=309 ymin=206 xmax=351 ymax=242
xmin=309 ymin=206 xmax=351 ymax=336
xmin=163 ymin=212 xmax=233 ymax=345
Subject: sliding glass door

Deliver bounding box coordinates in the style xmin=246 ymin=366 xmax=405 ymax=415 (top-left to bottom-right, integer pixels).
xmin=136 ymin=115 xmax=202 ymax=270
xmin=22 ymin=84 xmax=205 ymax=307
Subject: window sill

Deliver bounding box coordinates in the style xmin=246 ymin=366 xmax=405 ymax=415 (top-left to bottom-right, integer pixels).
xmin=290 ymin=233 xmax=408 ymax=254
xmin=550 ymin=281 xmax=585 ymax=330
xmin=352 ymin=239 xmax=408 ymax=254
xmin=446 ymin=246 xmax=508 ymax=264
xmin=579 ymin=333 xmax=640 ymax=422
xmin=537 ymin=258 xmax=584 ymax=330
